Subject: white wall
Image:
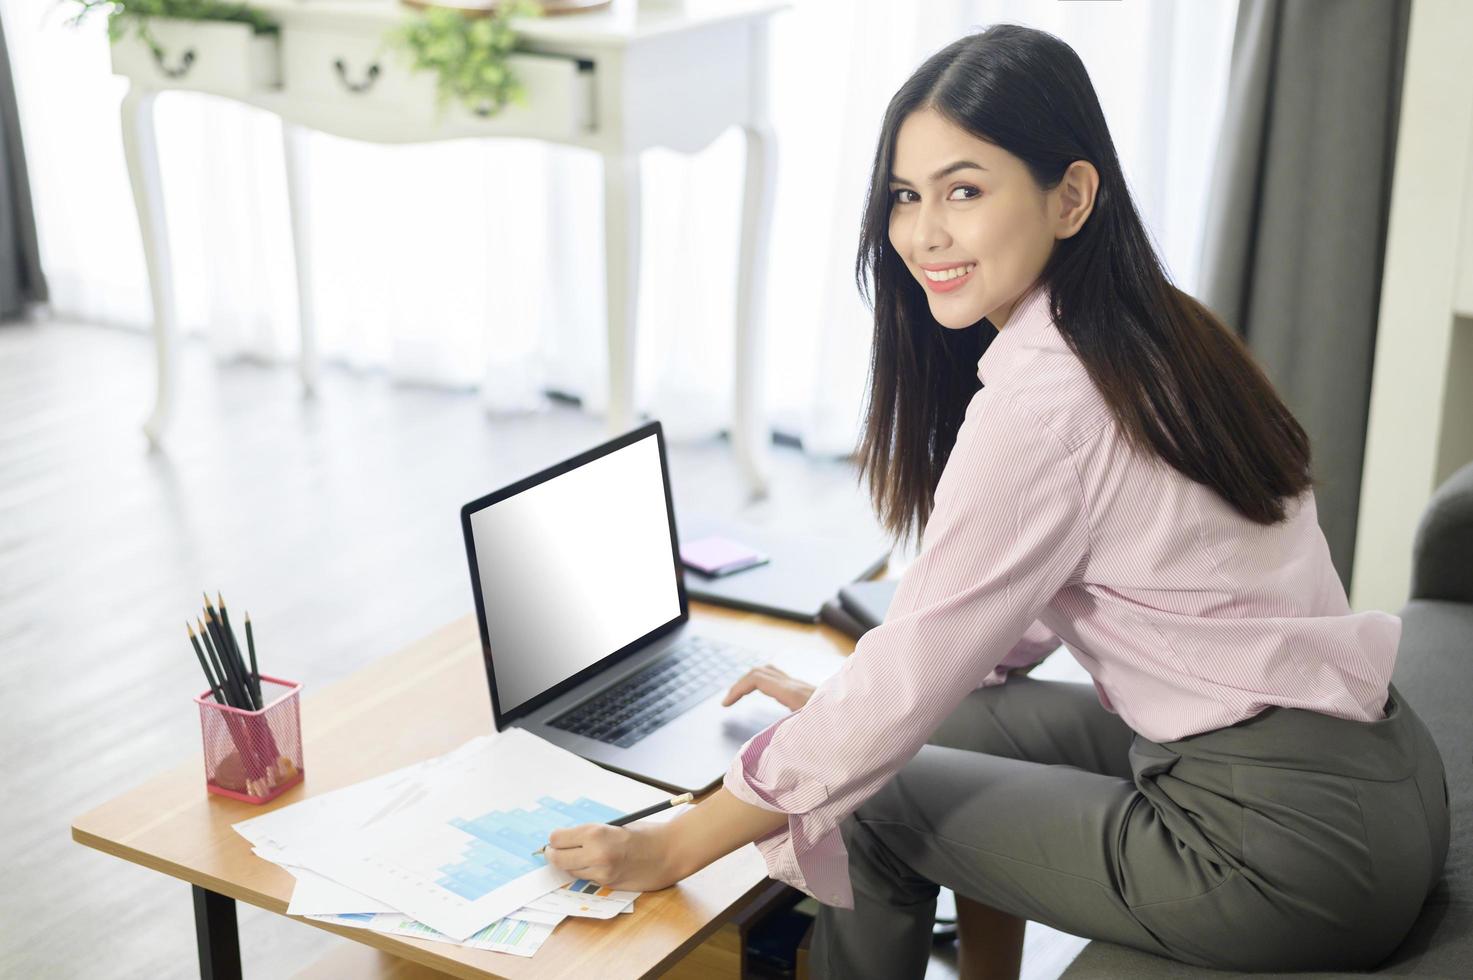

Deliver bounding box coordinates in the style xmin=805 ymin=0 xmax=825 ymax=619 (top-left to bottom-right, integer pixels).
xmin=1350 ymin=0 xmax=1473 ymax=612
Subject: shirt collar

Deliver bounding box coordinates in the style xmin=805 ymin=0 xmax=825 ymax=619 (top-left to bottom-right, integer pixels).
xmin=976 ymin=283 xmax=1059 ymax=385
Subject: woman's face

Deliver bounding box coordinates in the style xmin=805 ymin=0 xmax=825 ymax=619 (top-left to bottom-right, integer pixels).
xmin=887 ymin=108 xmax=1059 ymax=330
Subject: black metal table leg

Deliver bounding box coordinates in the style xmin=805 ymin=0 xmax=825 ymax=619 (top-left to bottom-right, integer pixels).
xmin=192 ymin=884 xmax=242 ymax=980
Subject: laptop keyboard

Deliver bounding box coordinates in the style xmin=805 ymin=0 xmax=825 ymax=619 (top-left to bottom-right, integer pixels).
xmin=549 ymin=637 xmax=762 ymax=748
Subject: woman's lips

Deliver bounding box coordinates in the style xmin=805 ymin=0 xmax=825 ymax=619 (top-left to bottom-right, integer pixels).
xmin=923 ymin=266 xmax=973 ymax=293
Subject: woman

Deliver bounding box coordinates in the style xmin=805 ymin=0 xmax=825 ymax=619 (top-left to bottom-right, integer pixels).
xmin=545 ymin=25 xmax=1450 ymax=978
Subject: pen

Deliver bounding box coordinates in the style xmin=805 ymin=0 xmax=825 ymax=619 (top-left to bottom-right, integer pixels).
xmin=532 ymin=793 xmax=695 ymax=858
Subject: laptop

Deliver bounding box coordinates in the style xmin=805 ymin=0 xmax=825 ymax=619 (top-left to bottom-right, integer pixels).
xmin=460 ymin=420 xmax=841 ymax=793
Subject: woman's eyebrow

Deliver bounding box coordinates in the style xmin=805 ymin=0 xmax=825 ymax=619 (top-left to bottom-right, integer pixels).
xmin=889 ymin=161 xmax=988 ymax=186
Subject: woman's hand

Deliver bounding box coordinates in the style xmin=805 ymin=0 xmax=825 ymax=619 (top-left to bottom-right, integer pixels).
xmin=721 ymin=664 xmax=815 ymax=712
xmin=547 ymin=789 xmax=790 ymax=894
xmin=543 ymin=821 xmax=681 ymax=892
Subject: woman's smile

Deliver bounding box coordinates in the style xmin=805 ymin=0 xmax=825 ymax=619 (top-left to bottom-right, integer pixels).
xmin=921 ymin=261 xmax=976 ymax=293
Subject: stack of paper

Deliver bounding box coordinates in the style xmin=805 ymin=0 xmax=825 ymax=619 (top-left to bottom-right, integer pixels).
xmin=234 ymin=729 xmax=673 ymax=958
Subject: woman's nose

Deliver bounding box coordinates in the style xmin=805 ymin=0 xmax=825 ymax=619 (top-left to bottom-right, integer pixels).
xmin=912 ymin=199 xmax=951 ymax=254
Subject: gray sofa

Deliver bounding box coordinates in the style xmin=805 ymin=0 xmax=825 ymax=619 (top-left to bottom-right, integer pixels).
xmin=1061 ymin=461 xmax=1473 ymax=979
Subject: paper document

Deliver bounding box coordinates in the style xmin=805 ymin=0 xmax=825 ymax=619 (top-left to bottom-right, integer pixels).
xmin=273 ymin=728 xmax=669 ymax=940
xmin=524 ymin=878 xmax=638 ymax=919
xmin=236 ymin=736 xmax=487 ymax=857
xmin=309 ymin=911 xmax=559 ymax=957
xmin=285 ymin=866 xmax=396 ymax=916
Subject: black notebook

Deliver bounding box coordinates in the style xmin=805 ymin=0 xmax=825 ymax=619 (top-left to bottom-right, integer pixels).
xmin=836 ymin=579 xmax=900 ymax=633
xmin=819 ymin=598 xmax=868 ymax=639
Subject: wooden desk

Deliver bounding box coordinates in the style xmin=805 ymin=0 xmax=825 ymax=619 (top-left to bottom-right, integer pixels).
xmin=71 ymin=603 xmax=855 ymax=979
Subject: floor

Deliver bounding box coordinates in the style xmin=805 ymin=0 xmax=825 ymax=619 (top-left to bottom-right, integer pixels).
xmin=0 ymin=320 xmax=1090 ymax=978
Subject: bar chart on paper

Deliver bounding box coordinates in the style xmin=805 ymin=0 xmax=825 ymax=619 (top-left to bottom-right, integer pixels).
xmin=301 ymin=729 xmax=672 ymax=940
xmin=439 ymin=797 xmax=622 ymax=900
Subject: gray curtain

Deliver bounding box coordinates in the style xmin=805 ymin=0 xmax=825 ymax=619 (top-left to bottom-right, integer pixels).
xmin=1199 ymin=0 xmax=1411 ymax=589
xmin=0 ymin=14 xmax=46 ymax=321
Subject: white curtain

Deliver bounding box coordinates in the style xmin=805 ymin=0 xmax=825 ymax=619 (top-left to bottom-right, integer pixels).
xmin=5 ymin=0 xmax=1238 ymax=452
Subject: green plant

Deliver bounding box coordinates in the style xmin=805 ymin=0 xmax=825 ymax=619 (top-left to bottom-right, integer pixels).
xmin=63 ymin=0 xmax=279 ymax=58
xmin=389 ymin=0 xmax=544 ymax=119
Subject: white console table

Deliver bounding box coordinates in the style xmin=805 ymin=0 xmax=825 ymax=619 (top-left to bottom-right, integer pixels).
xmin=116 ymin=0 xmax=786 ymax=494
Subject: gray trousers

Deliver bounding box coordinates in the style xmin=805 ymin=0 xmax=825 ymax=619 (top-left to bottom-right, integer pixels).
xmin=812 ymin=677 xmax=1450 ymax=977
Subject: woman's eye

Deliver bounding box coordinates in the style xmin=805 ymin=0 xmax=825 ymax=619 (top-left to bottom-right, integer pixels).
xmin=889 ymin=186 xmax=979 ymax=204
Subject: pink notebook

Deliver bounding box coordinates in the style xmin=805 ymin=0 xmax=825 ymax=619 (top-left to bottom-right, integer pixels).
xmin=680 ymin=535 xmax=770 ymax=577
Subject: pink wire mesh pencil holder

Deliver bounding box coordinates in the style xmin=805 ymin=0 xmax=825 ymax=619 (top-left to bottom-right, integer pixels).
xmin=195 ymin=674 xmax=305 ymax=804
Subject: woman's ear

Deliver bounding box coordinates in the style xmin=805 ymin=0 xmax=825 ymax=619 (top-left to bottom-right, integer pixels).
xmin=1053 ymin=160 xmax=1099 ymax=240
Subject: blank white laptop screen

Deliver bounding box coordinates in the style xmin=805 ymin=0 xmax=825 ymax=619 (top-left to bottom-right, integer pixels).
xmin=468 ymin=433 xmax=682 ymax=716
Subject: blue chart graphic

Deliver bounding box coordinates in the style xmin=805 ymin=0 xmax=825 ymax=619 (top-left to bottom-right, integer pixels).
xmin=439 ymin=796 xmax=622 ymax=900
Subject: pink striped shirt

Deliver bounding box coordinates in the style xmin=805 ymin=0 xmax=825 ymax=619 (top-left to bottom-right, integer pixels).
xmin=722 ymin=284 xmax=1401 ymax=907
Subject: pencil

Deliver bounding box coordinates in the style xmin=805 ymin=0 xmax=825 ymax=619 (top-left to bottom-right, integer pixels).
xmin=202 ymin=612 xmax=247 ymax=711
xmin=244 ymin=611 xmax=260 ymax=702
xmin=198 ymin=614 xmax=265 ymax=791
xmin=187 ymin=622 xmax=226 ymax=704
xmin=206 ymin=598 xmax=255 ymax=711
xmin=217 ymin=592 xmax=259 ymax=706
xmin=234 ymin=606 xmax=282 ymax=768
xmin=532 ymin=793 xmax=695 ymax=857
xmin=196 ymin=616 xmax=231 ymax=707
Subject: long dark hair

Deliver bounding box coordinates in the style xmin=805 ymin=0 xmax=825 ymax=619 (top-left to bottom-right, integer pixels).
xmin=855 ymin=24 xmax=1312 ymax=546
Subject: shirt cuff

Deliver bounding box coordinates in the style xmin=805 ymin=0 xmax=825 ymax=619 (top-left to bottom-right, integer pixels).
xmin=976 ymin=633 xmax=1063 ymax=688
xmin=722 ymin=724 xmax=855 ymax=908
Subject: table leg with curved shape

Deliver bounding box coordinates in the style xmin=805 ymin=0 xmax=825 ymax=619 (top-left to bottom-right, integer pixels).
xmin=734 ymin=119 xmax=777 ymax=500
xmin=603 ymin=147 xmax=642 ymax=436
xmin=120 ymin=86 xmax=179 ymax=447
xmin=734 ymin=22 xmax=777 ymax=499
xmin=282 ymin=122 xmax=319 ymax=397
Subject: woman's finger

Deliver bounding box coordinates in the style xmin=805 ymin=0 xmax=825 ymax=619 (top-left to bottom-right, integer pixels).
xmin=569 ymin=863 xmax=610 ymax=882
xmin=543 ymin=845 xmax=579 ymax=871
xmin=724 ymin=664 xmax=794 ymax=705
xmin=548 ymin=838 xmax=609 ymax=870
xmin=547 ymin=825 xmax=590 ymax=850
xmin=721 ymin=671 xmax=761 ymax=706
xmin=730 ymin=672 xmax=810 ymax=710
